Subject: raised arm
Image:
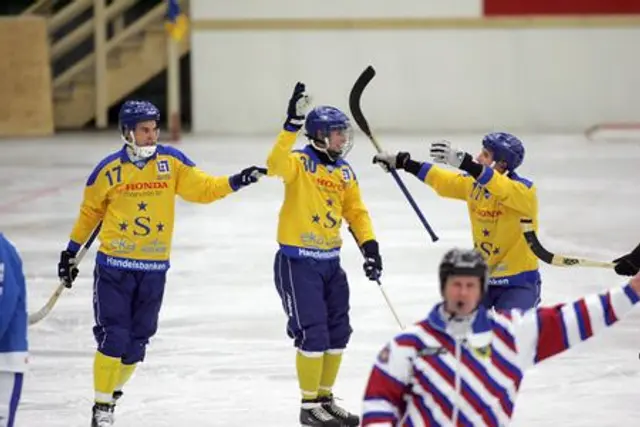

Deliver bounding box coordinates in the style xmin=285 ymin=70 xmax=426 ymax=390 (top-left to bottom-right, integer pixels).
xmin=511 ymin=275 xmax=640 ymax=369
xmin=267 ymin=82 xmax=312 ymax=183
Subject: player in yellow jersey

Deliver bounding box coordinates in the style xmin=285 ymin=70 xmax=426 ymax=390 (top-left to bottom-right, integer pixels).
xmin=267 ymin=83 xmax=382 ymax=427
xmin=56 ymin=100 xmax=266 ymax=427
xmin=374 ymin=134 xmax=541 ymax=311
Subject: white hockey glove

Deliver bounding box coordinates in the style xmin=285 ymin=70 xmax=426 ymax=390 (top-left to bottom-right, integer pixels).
xmin=429 ymin=140 xmax=465 ymax=168
xmin=372 ymin=152 xmax=411 ymax=172
xmin=372 ymin=152 xmax=397 ymax=172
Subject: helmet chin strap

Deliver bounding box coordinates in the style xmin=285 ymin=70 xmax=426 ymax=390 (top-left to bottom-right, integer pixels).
xmin=122 ymin=131 xmax=157 ymax=161
xmin=310 ymin=137 xmax=339 ymax=162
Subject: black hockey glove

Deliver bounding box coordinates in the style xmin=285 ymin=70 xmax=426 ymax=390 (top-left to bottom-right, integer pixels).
xmin=283 ymin=82 xmax=311 ymax=132
xmin=58 ymin=250 xmax=79 ymax=288
xmin=230 ymin=166 xmax=268 ymax=190
xmin=362 ymin=240 xmax=383 ymax=281
xmin=613 ymin=243 xmax=640 ymax=276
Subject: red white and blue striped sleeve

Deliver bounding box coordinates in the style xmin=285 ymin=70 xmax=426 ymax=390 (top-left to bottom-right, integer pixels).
xmin=514 ymin=284 xmax=640 ymax=367
xmin=362 ymin=335 xmax=416 ymax=426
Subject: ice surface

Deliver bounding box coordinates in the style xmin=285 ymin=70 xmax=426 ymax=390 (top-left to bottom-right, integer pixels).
xmin=1 ymin=132 xmax=639 ymax=426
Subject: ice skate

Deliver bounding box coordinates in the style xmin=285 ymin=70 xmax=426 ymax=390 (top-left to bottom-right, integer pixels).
xmin=300 ymin=399 xmax=342 ymax=426
xmin=319 ymin=394 xmax=360 ymax=426
xmin=91 ymin=402 xmax=114 ymax=427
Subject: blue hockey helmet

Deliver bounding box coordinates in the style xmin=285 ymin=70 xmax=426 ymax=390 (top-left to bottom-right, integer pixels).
xmin=482 ymin=132 xmax=525 ymax=171
xmin=305 ymin=106 xmax=354 ymax=160
xmin=118 ymin=100 xmax=160 ymax=159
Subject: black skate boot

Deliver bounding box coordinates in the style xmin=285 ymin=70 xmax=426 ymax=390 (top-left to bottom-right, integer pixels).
xmin=91 ymin=402 xmax=114 ymax=427
xmin=300 ymin=399 xmax=342 ymax=426
xmin=319 ymin=394 xmax=360 ymax=426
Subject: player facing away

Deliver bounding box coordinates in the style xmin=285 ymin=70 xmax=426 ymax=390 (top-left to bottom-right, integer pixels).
xmin=373 ymin=134 xmax=540 ymax=311
xmin=361 ymin=248 xmax=640 ymax=426
xmin=0 ymin=234 xmax=28 ymax=427
xmin=267 ymin=82 xmax=383 ymax=427
xmin=56 ymin=100 xmax=267 ymax=427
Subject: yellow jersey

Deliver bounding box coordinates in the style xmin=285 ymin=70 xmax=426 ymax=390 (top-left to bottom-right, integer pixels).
xmin=267 ymin=130 xmax=375 ymax=259
xmin=418 ymin=163 xmax=539 ymax=286
xmin=67 ymin=144 xmax=236 ymax=271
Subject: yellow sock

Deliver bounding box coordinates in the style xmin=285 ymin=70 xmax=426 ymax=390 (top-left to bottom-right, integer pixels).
xmin=93 ymin=351 xmax=121 ymax=404
xmin=296 ymin=350 xmax=324 ymax=401
xmin=318 ymin=350 xmax=343 ymax=398
xmin=115 ymin=363 xmax=137 ymax=392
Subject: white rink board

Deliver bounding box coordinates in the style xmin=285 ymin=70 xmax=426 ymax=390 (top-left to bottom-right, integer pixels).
xmin=191 ymin=0 xmax=481 ymax=20
xmin=191 ymin=25 xmax=640 ymax=134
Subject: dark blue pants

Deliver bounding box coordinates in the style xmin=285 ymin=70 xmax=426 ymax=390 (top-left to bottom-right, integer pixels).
xmin=273 ymin=251 xmax=352 ymax=352
xmin=481 ymin=281 xmax=541 ymax=311
xmin=92 ymin=264 xmax=166 ymax=364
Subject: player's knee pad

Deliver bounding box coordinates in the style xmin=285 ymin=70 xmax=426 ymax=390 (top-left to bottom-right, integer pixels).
xmin=93 ymin=325 xmax=130 ymax=358
xmin=296 ymin=323 xmax=330 ymax=353
xmin=328 ymin=322 xmax=352 ymax=349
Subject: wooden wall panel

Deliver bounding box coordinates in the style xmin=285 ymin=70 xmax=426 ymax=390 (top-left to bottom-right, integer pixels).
xmin=0 ymin=17 xmax=54 ymax=137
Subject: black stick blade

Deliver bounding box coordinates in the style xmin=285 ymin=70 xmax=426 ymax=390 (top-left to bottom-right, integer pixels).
xmin=349 ymin=66 xmax=376 ymax=138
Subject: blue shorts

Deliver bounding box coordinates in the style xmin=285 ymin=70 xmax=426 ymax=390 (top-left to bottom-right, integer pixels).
xmin=93 ymin=264 xmax=166 ymax=363
xmin=482 ymin=280 xmax=541 ymax=311
xmin=273 ymin=250 xmax=352 ymax=352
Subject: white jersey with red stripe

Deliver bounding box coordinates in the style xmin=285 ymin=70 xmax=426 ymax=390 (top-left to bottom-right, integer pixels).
xmin=362 ymin=284 xmax=640 ymax=426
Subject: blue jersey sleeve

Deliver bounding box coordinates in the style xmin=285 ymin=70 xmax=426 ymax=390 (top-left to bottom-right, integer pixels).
xmin=0 ymin=234 xmax=24 ymax=339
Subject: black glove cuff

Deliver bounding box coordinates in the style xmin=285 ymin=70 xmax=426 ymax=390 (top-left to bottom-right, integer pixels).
xmin=283 ymin=121 xmax=302 ymax=132
xmin=362 ymin=240 xmax=379 ymax=258
xmin=403 ymin=159 xmax=423 ymax=176
xmin=458 ymin=153 xmax=484 ymax=179
xmin=229 ymin=174 xmax=244 ymax=191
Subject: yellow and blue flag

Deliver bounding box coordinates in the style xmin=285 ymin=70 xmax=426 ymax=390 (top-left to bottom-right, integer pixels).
xmin=165 ymin=0 xmax=188 ymax=41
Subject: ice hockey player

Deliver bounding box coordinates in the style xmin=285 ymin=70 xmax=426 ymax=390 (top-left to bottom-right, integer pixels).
xmin=57 ymin=100 xmax=267 ymax=427
xmin=373 ymin=134 xmax=540 ymax=311
xmin=361 ymin=248 xmax=640 ymax=426
xmin=0 ymin=234 xmax=27 ymax=427
xmin=267 ymin=82 xmax=383 ymax=427
xmin=613 ymin=242 xmax=640 ymax=276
